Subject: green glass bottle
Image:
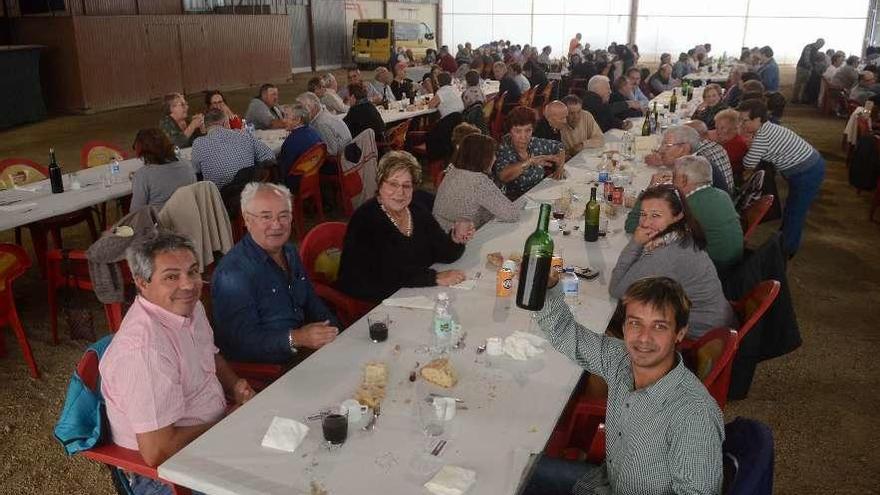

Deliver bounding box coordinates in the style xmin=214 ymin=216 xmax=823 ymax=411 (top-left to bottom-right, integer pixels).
xmin=651 ymin=102 xmax=659 ymax=134
xmin=669 ymin=88 xmax=678 ymax=113
xmin=641 ymin=113 xmax=651 ymax=136
xmin=48 ymin=148 xmax=64 ymax=194
xmin=584 ymin=186 xmax=600 ymax=242
xmin=516 ymin=203 xmax=554 ymax=311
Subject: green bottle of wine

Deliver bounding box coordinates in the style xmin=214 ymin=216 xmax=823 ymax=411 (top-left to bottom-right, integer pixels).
xmin=48 ymin=148 xmax=64 ymax=194
xmin=516 ymin=203 xmax=554 ymax=311
xmin=669 ymin=88 xmax=678 ymax=113
xmin=651 ymin=102 xmax=659 ymax=134
xmin=584 ymin=186 xmax=600 ymax=242
xmin=641 ymin=113 xmax=651 ymax=136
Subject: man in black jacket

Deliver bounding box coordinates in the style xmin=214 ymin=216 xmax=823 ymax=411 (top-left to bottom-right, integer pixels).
xmin=493 ymin=61 xmax=522 ymax=111
xmin=580 ymin=75 xmax=632 ymax=132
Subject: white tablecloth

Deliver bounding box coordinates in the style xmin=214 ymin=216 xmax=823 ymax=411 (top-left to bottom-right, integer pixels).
xmin=157 ymin=131 xmax=655 ymax=495
xmin=683 ymin=71 xmax=728 ymax=84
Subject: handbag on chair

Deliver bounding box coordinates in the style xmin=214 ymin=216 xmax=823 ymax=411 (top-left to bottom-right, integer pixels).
xmin=61 ymin=249 xmax=96 ymax=342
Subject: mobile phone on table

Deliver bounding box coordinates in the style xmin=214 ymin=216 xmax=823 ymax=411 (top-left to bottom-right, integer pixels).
xmin=572 ymin=266 xmax=600 ymax=280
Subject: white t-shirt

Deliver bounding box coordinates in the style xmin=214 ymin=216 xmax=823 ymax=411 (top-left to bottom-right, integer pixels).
xmin=436 ymin=85 xmax=465 ymax=118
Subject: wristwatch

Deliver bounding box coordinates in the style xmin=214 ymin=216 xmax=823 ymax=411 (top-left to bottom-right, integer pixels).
xmin=288 ymin=331 xmax=298 ymax=355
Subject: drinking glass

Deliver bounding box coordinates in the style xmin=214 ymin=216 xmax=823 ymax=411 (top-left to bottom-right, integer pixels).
xmin=368 ymin=313 xmax=389 ymax=343
xmin=322 ymin=413 xmax=348 ymax=449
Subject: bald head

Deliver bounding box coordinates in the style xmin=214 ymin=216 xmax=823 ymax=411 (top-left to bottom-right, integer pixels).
xmin=544 ymin=101 xmax=568 ymax=129
xmin=685 ymin=120 xmax=708 ymax=139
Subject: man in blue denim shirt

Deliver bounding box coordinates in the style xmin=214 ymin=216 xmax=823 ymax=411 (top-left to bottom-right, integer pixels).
xmin=211 ymin=183 xmax=339 ymax=363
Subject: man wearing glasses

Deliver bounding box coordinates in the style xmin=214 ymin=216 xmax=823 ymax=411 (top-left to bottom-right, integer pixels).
xmin=211 ymin=182 xmax=339 ymax=364
xmin=644 ymin=125 xmax=732 ymax=195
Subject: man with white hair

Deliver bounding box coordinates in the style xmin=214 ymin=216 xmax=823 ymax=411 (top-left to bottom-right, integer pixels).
xmin=626 ymin=155 xmax=743 ymax=270
xmin=581 ymin=75 xmax=631 ymax=132
xmin=319 ymin=72 xmax=349 ymax=114
xmin=645 ymin=125 xmax=732 ymax=195
xmin=685 ymin=120 xmax=735 ymax=193
xmin=100 ymin=231 xmax=255 ymax=483
xmin=278 ymin=101 xmax=323 ymax=180
xmin=296 ymin=92 xmax=352 ymax=156
xmin=212 ymin=182 xmax=340 ymax=364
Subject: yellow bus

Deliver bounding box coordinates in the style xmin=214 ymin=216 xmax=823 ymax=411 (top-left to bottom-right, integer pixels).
xmin=352 ymin=19 xmax=436 ymax=67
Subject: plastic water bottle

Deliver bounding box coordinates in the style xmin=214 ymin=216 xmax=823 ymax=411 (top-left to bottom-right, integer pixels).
xmin=110 ymin=160 xmax=120 ymax=184
xmin=561 ymin=268 xmax=580 ymax=306
xmin=432 ymin=292 xmax=453 ymax=354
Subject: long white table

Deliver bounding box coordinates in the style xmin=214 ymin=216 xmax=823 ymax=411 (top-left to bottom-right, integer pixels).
xmin=0 ymin=159 xmax=142 ymax=232
xmin=157 ymin=132 xmax=655 ymax=495
xmin=683 ymin=70 xmax=728 ymax=84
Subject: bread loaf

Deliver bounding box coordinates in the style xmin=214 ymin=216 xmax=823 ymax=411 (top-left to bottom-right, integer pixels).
xmin=420 ymin=358 xmax=458 ymax=388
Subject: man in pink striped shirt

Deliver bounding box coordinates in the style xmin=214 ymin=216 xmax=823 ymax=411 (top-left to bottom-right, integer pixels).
xmin=100 ymin=232 xmax=254 ymax=494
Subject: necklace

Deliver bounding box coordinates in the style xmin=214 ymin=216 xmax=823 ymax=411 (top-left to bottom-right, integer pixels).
xmin=380 ymin=202 xmax=412 ymax=237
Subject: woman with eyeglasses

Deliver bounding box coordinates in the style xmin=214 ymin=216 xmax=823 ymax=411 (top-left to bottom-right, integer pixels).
xmin=336 ymin=151 xmax=474 ymax=303
xmin=158 ymin=92 xmax=203 ymax=148
xmin=609 ymin=184 xmax=736 ymax=339
xmin=204 ymin=90 xmax=243 ymax=129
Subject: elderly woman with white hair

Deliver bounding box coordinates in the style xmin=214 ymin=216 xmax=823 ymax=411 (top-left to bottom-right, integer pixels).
xmin=211 ymin=182 xmax=340 ymax=364
xmin=337 ymin=151 xmax=474 ymax=302
xmin=626 ymin=155 xmax=743 ymax=270
xmin=296 ymin=91 xmax=352 ymax=156
xmin=581 ymin=75 xmax=632 ymax=132
xmin=318 ymin=72 xmax=349 ymax=115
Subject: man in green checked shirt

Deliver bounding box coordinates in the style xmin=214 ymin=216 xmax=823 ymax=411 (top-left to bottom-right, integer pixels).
xmin=523 ymin=276 xmax=724 ymax=495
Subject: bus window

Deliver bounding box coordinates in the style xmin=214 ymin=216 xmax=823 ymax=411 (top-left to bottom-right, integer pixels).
xmin=357 ymin=22 xmax=389 ymax=40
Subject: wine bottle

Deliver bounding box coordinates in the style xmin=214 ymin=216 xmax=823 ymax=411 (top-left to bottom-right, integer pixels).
xmin=651 ymin=102 xmax=659 ymax=134
xmin=686 ymin=83 xmax=694 ymax=102
xmin=516 ymin=203 xmax=554 ymax=311
xmin=641 ymin=113 xmax=651 ymax=136
xmin=48 ymin=148 xmax=64 ymax=194
xmin=669 ymin=88 xmax=678 ymax=113
xmin=584 ymin=186 xmax=600 ymax=242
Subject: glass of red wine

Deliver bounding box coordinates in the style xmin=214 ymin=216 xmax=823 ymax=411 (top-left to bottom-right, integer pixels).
xmin=368 ymin=313 xmax=389 ymax=343
xmin=322 ymin=412 xmax=348 ymax=449
xmin=552 ymin=198 xmax=567 ymax=231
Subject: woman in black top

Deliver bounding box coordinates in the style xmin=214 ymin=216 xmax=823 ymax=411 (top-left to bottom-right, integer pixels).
xmin=336 ymin=151 xmax=474 ymax=302
xmin=343 ymin=82 xmax=385 ymax=141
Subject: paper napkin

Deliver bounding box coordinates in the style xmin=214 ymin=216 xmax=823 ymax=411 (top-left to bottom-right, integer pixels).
xmin=261 ymin=416 xmax=309 ymax=453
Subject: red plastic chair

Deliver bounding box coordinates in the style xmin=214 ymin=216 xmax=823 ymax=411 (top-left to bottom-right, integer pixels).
xmin=489 ymin=92 xmax=508 ymax=140
xmin=0 ymin=158 xmax=100 ymax=276
xmin=681 ymin=327 xmax=739 ymax=410
xmin=741 ymin=195 xmax=775 ymax=243
xmin=299 ymin=222 xmax=375 ymax=328
xmin=730 ymin=280 xmax=781 ymax=342
xmin=518 ymin=86 xmax=539 ymax=107
xmin=287 ymin=143 xmax=327 ymax=240
xmin=80 ymin=141 xmax=132 ymax=229
xmin=482 ymin=94 xmax=497 ymax=122
xmin=0 ymin=244 xmax=39 ymax=378
xmin=378 ymin=120 xmax=411 ymax=154
xmin=46 ymin=249 xmax=129 ymax=343
xmin=74 ymin=347 xmax=193 ymax=495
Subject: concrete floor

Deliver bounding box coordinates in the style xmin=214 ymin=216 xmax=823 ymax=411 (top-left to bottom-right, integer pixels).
xmin=1 ymin=69 xmax=879 ymax=494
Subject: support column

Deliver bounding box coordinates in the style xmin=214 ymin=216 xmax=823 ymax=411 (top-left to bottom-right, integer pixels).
xmin=627 ymin=0 xmax=638 ymax=46
xmin=306 ymin=0 xmax=317 ymax=72
xmin=437 ymin=0 xmax=443 ymax=48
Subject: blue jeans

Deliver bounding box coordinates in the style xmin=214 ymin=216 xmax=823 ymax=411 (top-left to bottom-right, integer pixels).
xmin=129 ymin=474 xmax=204 ymax=495
xmin=781 ymin=155 xmax=825 ymax=255
xmin=522 ymin=455 xmax=592 ymax=495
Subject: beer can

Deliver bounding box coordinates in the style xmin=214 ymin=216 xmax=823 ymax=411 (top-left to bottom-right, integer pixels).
xmin=612 ymin=187 xmax=624 ymax=206
xmin=551 ymin=255 xmax=564 ymax=273
xmin=604 ymin=181 xmax=614 ymax=201
xmin=496 ymin=266 xmax=514 ymax=297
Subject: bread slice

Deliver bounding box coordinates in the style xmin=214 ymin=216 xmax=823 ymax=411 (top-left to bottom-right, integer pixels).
xmin=363 ymin=361 xmax=388 ymax=387
xmin=420 ymin=358 xmax=458 ymax=388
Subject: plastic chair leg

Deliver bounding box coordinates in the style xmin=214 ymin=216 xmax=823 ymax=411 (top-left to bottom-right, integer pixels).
xmin=47 ymin=277 xmax=59 ymax=345
xmin=4 ymin=292 xmax=39 ymax=378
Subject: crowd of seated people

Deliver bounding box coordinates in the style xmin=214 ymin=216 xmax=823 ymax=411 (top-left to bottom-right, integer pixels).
xmin=88 ymin=36 xmax=841 ymax=495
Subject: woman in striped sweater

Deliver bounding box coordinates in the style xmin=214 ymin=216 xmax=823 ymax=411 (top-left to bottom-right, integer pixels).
xmin=738 ymin=99 xmax=825 ymax=256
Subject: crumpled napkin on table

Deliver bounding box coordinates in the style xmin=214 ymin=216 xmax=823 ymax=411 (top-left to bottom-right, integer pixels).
xmin=450 ymin=279 xmax=477 ymax=291
xmin=261 ymin=416 xmax=309 ymax=453
xmin=381 ymin=295 xmax=435 ymax=310
xmin=502 ymin=331 xmax=547 ymax=361
xmin=424 ymin=465 xmax=477 ymax=495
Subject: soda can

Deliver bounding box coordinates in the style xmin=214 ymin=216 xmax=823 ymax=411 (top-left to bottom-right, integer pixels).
xmin=496 ymin=267 xmax=514 ymax=297
xmin=551 ymin=255 xmax=564 ymax=273
xmin=604 ymin=181 xmax=614 ymax=201
xmin=612 ymin=187 xmax=624 ymax=206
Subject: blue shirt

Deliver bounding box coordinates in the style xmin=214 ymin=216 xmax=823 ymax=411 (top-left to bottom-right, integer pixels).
xmin=758 ymin=59 xmax=780 ymax=92
xmin=191 ymin=127 xmax=276 ymax=189
xmin=211 ymin=233 xmax=338 ymax=363
xmin=278 ymin=125 xmax=323 ymax=178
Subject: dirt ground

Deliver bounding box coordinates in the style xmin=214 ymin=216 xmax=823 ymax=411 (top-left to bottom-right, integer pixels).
xmin=1 ymin=69 xmax=879 ymax=495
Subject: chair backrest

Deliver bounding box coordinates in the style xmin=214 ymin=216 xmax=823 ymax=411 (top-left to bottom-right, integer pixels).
xmin=290 ymin=143 xmax=327 ymax=177
xmin=0 ymin=158 xmax=48 ymax=191
xmin=482 ymin=94 xmax=497 ymax=120
xmin=741 ymin=195 xmax=775 ymax=243
xmin=734 ymin=170 xmax=764 ymax=213
xmin=80 ymin=141 xmax=128 ymax=169
xmin=299 ymin=222 xmax=347 ymax=284
xmin=0 ymin=243 xmax=32 ymax=291
xmin=383 ymin=120 xmax=411 ymax=151
xmin=731 ymin=280 xmax=780 ymax=342
xmin=682 ymin=327 xmax=738 ymax=409
xmin=519 ymin=86 xmax=538 ymax=107
xmin=76 ymin=346 xmax=101 ymax=392
xmin=722 ymin=417 xmax=775 ymax=495
xmin=490 ymin=92 xmax=508 ymax=139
